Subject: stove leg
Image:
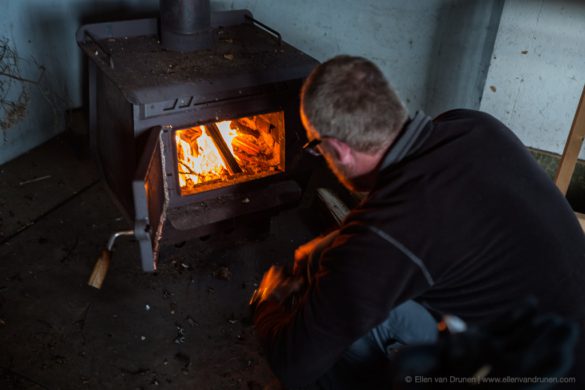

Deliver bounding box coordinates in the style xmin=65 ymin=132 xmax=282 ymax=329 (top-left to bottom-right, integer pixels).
xmin=88 ymin=230 xmax=134 ymax=289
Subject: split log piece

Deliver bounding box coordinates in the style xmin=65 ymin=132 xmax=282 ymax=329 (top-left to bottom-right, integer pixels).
xmin=317 ymin=188 xmax=350 ymax=227
xmin=205 ymin=123 xmax=242 ymax=175
xmin=232 ymin=121 xmax=260 ymax=138
xmin=233 ymin=136 xmax=262 ymax=155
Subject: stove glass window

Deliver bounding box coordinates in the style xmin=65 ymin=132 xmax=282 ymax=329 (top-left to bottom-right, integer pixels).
xmin=175 ymin=111 xmax=285 ymax=195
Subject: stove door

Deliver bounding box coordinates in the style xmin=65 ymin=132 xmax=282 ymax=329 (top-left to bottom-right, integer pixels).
xmin=132 ymin=126 xmax=169 ymax=272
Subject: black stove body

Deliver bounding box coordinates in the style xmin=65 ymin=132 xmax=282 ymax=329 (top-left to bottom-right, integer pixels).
xmin=77 ymin=8 xmax=318 ymax=272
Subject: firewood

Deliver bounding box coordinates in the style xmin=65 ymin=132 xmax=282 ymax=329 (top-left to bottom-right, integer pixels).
xmin=317 ymin=188 xmax=350 ymax=226
xmin=205 ymin=123 xmax=242 ymax=175
xmin=238 ymin=117 xmax=256 ymax=130
xmin=182 ymin=126 xmax=202 ymax=143
xmin=233 ymin=136 xmax=261 ymax=155
xmin=232 ymin=121 xmax=260 ymax=138
xmin=260 ymin=131 xmax=276 ymax=150
xmin=255 ymin=117 xmax=272 ymax=133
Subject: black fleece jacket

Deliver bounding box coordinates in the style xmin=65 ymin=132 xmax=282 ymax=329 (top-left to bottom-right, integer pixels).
xmin=253 ymin=109 xmax=585 ymax=388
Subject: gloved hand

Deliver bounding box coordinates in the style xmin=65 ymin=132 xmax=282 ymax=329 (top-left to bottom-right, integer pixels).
xmin=250 ymin=266 xmax=304 ymax=309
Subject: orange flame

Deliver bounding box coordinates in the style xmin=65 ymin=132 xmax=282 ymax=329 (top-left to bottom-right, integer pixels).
xmin=176 ymin=126 xmax=227 ymax=187
xmin=175 ymin=113 xmax=285 ymax=196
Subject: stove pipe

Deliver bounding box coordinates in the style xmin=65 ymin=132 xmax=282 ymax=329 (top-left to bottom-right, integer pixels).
xmin=160 ymin=0 xmax=214 ymax=52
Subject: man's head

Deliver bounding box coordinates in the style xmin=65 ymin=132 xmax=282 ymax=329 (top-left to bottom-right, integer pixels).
xmin=300 ymin=55 xmax=408 ymax=191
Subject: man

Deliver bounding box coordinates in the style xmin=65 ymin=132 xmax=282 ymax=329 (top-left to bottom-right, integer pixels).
xmin=251 ymin=55 xmax=585 ymax=389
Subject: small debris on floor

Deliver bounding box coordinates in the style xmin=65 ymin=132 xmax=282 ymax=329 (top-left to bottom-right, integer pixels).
xmin=174 ymin=324 xmax=186 ymax=344
xmin=214 ymin=266 xmax=232 ymax=281
xmin=185 ymin=315 xmax=199 ymax=327
xmin=227 ymin=313 xmax=238 ymax=324
xmin=0 ymin=133 xmax=324 ymax=388
xmin=18 ymin=175 xmax=52 ymax=186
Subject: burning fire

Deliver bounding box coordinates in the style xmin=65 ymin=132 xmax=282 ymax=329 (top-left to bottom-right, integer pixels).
xmin=175 ymin=113 xmax=284 ymax=195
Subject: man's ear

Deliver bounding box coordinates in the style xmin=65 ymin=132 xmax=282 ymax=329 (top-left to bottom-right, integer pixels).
xmin=325 ymin=138 xmax=353 ymax=165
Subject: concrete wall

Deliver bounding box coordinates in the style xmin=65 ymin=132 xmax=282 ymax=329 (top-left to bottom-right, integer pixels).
xmin=425 ymin=0 xmax=504 ymax=115
xmin=480 ymin=0 xmax=585 ymax=156
xmin=214 ymin=0 xmax=503 ymax=117
xmin=0 ymin=0 xmax=159 ymax=165
xmin=0 ymin=0 xmax=502 ymax=165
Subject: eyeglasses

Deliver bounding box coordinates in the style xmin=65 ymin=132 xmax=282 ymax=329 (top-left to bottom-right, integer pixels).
xmin=302 ymin=138 xmax=323 ymax=156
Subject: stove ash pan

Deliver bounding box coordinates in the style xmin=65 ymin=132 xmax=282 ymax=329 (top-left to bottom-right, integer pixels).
xmin=77 ymin=10 xmax=319 ymax=272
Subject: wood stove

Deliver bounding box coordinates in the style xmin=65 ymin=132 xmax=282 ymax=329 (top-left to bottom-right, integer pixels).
xmin=76 ymin=3 xmax=318 ymax=275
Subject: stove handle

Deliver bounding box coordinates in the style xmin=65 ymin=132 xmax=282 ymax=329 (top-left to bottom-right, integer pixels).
xmin=244 ymin=15 xmax=282 ymax=46
xmin=83 ymin=31 xmax=115 ymax=69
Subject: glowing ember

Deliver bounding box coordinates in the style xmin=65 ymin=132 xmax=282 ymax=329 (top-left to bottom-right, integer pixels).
xmin=175 ymin=112 xmax=285 ymax=195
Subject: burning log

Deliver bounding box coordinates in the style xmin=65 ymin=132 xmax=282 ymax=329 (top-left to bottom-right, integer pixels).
xmin=205 ymin=123 xmax=242 ymax=175
xmin=238 ymin=116 xmax=273 ymax=133
xmin=174 ymin=112 xmax=284 ymax=194
xmin=237 ymin=117 xmax=256 ymax=130
xmin=255 ymin=117 xmax=273 ymax=133
xmin=232 ymin=121 xmax=260 ymax=138
xmin=180 ymin=127 xmax=203 ymax=155
xmin=233 ymin=136 xmax=262 ymax=156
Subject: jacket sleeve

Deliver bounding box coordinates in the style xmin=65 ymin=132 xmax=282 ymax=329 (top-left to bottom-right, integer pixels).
xmin=253 ymin=222 xmax=434 ymax=388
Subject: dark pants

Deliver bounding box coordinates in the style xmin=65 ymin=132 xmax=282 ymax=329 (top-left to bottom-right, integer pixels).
xmin=315 ymin=300 xmax=438 ymax=390
xmin=297 ymin=233 xmax=438 ymax=389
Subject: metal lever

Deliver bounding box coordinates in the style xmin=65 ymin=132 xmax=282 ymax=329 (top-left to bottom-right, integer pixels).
xmin=244 ymin=15 xmax=282 ymax=46
xmin=88 ymin=230 xmax=134 ymax=289
xmin=84 ymin=31 xmax=115 ymax=69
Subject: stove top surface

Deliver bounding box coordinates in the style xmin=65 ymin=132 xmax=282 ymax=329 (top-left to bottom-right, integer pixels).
xmin=78 ymin=11 xmax=318 ymax=104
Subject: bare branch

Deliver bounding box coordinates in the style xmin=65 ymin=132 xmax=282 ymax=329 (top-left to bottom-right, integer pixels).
xmin=0 ymin=71 xmax=39 ymax=84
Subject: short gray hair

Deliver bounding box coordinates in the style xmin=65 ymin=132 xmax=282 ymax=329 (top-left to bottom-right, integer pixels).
xmin=301 ymin=55 xmax=408 ymax=153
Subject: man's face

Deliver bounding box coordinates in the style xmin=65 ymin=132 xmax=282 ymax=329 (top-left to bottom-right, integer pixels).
xmin=320 ymin=148 xmax=356 ymax=191
xmin=301 ymin=111 xmax=359 ymax=191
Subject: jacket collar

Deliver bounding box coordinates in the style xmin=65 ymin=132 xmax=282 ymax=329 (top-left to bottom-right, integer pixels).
xmin=379 ymin=110 xmax=432 ymax=170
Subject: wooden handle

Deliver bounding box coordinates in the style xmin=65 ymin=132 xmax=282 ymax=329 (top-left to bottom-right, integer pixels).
xmin=554 ymin=84 xmax=585 ymax=195
xmin=88 ymin=249 xmax=112 ymax=289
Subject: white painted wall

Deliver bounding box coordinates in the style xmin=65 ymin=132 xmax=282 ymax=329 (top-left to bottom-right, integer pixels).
xmin=214 ymin=0 xmax=502 ymax=117
xmin=480 ymin=0 xmax=585 ymax=156
xmin=0 ymin=0 xmax=501 ymax=165
xmin=0 ymin=0 xmax=159 ymax=165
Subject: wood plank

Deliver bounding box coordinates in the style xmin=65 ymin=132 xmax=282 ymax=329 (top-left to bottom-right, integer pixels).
xmin=317 ymin=188 xmax=350 ymax=226
xmin=575 ymin=212 xmax=585 ymax=232
xmin=554 ymin=85 xmax=585 ymax=195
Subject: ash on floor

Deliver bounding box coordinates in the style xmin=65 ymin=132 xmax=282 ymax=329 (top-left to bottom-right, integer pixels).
xmin=0 ymin=135 xmax=339 ymax=390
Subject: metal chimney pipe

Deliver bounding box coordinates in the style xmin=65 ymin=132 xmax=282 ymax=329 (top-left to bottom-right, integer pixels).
xmin=160 ymin=0 xmax=214 ymax=52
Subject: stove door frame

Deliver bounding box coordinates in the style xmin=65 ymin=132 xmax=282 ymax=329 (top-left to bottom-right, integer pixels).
xmin=132 ymin=126 xmax=168 ymax=272
xmin=149 ymin=84 xmax=307 ymax=208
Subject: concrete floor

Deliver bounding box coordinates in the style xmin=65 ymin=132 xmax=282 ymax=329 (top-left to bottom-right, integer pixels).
xmin=0 ymin=135 xmax=335 ymax=389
